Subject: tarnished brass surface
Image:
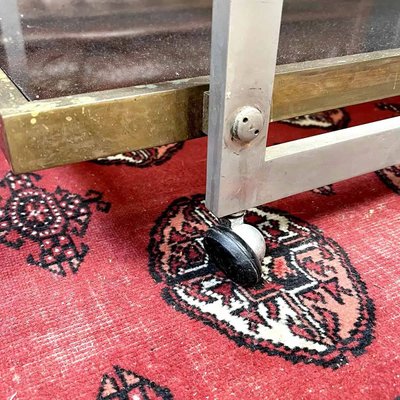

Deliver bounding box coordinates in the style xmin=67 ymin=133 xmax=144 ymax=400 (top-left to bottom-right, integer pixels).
xmin=0 ymin=70 xmax=28 ymax=165
xmin=0 ymin=69 xmax=27 ymax=108
xmin=272 ymin=49 xmax=400 ymax=121
xmin=0 ymin=76 xmax=208 ymax=173
xmin=203 ymin=49 xmax=400 ymax=131
xmin=1 ymin=49 xmax=400 ymax=174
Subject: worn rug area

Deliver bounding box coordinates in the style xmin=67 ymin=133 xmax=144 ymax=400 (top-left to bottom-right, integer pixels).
xmin=0 ymin=98 xmax=399 ymax=399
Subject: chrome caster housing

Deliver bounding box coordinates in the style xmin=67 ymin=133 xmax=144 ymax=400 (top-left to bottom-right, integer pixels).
xmin=204 ymin=213 xmax=266 ymax=287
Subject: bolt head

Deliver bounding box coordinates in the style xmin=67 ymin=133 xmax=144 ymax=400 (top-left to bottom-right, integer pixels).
xmin=232 ymin=106 xmax=264 ymax=143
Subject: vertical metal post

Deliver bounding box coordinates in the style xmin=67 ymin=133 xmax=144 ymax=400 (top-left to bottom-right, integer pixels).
xmin=206 ymin=0 xmax=283 ymax=217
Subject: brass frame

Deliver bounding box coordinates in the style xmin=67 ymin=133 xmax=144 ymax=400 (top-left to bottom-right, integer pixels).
xmin=1 ymin=48 xmax=400 ymax=174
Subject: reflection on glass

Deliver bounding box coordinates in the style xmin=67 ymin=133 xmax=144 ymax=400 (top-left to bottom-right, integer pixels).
xmin=0 ymin=0 xmax=399 ymax=100
xmin=0 ymin=0 xmax=28 ymax=95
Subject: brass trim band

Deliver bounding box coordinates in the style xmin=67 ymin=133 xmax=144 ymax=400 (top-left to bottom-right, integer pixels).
xmin=1 ymin=49 xmax=399 ymax=173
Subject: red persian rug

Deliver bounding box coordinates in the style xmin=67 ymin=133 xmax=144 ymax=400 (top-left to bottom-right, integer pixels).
xmin=0 ymin=97 xmax=399 ymax=400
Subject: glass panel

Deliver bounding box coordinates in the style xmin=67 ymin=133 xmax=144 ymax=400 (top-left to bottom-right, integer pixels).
xmin=0 ymin=0 xmax=399 ymax=100
xmin=279 ymin=0 xmax=400 ymax=64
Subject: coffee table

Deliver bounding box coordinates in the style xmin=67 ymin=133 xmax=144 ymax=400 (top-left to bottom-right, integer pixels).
xmin=0 ymin=0 xmax=399 ymax=217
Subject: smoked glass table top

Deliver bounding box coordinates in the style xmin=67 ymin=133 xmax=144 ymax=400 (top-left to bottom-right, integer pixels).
xmin=0 ymin=0 xmax=400 ymax=100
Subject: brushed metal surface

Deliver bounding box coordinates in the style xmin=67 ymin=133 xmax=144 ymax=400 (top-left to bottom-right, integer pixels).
xmin=205 ymin=0 xmax=283 ymax=216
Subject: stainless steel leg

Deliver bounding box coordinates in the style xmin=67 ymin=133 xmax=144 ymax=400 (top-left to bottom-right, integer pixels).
xmin=204 ymin=0 xmax=400 ymax=286
xmin=203 ymin=0 xmax=282 ymax=286
xmin=206 ymin=0 xmax=284 ymax=217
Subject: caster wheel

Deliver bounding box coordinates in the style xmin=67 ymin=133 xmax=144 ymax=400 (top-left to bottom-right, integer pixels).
xmin=204 ymin=223 xmax=265 ymax=287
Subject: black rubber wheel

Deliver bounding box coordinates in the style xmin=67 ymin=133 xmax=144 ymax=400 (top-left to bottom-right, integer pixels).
xmin=204 ymin=225 xmax=262 ymax=287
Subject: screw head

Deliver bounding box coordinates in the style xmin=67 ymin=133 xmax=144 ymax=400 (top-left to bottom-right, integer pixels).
xmin=231 ymin=106 xmax=264 ymax=143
